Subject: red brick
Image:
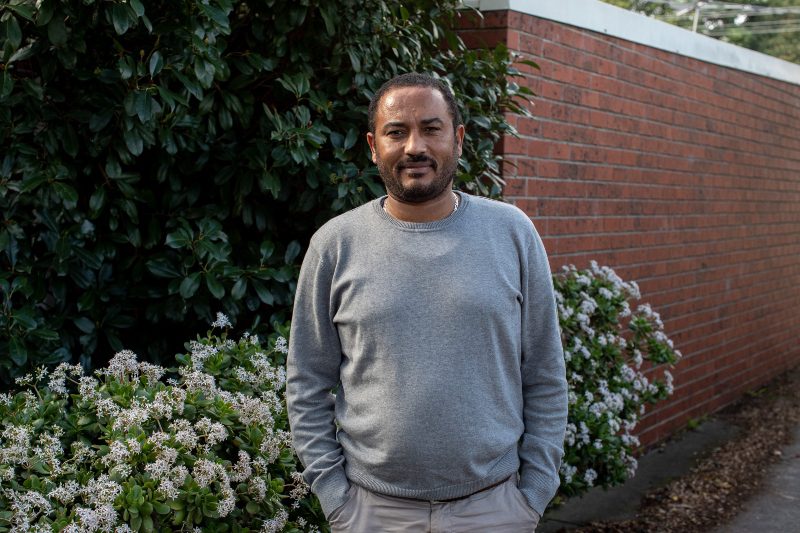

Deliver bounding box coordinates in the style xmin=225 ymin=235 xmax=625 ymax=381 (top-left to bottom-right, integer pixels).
xmin=467 ymin=9 xmax=800 ymax=449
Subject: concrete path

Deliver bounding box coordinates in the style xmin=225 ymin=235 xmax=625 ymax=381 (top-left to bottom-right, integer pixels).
xmin=538 ymin=419 xmax=741 ymax=532
xmin=537 ymin=419 xmax=800 ymax=533
xmin=711 ymin=425 xmax=800 ymax=533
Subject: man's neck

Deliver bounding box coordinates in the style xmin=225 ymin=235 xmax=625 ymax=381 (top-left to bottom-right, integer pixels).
xmin=384 ymin=191 xmax=458 ymax=223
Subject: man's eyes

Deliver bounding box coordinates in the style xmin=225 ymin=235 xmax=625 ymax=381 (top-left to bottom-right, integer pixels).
xmin=385 ymin=127 xmax=440 ymax=136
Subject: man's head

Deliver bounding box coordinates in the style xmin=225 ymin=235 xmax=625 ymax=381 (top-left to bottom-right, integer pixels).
xmin=368 ymin=73 xmax=463 ymax=135
xmin=366 ymin=73 xmax=465 ymax=204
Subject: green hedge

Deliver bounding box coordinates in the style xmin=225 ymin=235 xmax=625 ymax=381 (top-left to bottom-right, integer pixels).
xmin=0 ymin=0 xmax=532 ymax=381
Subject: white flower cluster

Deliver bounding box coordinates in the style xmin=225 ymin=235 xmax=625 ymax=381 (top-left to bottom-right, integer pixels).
xmin=0 ymin=317 xmax=316 ymax=531
xmin=3 ymin=488 xmax=53 ymax=532
xmin=289 ymin=470 xmax=310 ymax=501
xmin=94 ymin=350 xmax=166 ymax=385
xmin=555 ymin=263 xmax=681 ymax=494
xmin=191 ymin=458 xmax=236 ymax=517
xmin=211 ymin=311 xmax=233 ymax=329
xmin=48 ymin=363 xmax=84 ymax=395
xmin=188 ymin=339 xmax=220 ymax=371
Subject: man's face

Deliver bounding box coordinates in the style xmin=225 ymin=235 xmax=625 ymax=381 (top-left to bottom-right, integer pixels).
xmin=367 ymin=86 xmax=465 ymax=203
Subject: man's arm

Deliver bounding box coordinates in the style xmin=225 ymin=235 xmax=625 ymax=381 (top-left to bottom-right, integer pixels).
xmin=286 ymin=245 xmax=350 ymax=517
xmin=518 ymin=228 xmax=569 ymax=517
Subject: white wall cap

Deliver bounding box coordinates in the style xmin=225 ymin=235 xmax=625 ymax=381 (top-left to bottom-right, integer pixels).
xmin=461 ymin=0 xmax=800 ymax=86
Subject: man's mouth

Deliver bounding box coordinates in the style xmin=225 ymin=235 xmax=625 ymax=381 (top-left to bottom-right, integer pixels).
xmin=399 ymin=160 xmax=436 ymax=172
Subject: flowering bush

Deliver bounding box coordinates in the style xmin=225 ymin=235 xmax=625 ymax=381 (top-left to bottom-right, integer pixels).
xmin=0 ymin=260 xmax=682 ymax=528
xmin=554 ymin=262 xmax=681 ymax=499
xmin=0 ymin=315 xmax=325 ymax=532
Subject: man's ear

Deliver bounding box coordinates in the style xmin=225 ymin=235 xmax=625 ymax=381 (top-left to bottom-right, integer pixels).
xmin=366 ymin=132 xmax=377 ymax=163
xmin=455 ymin=124 xmax=465 ymax=157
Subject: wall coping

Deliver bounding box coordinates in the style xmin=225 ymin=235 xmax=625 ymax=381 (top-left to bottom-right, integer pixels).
xmin=463 ymin=0 xmax=800 ymax=86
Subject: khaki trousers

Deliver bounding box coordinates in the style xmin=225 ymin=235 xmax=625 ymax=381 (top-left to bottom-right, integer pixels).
xmin=328 ymin=477 xmax=541 ymax=533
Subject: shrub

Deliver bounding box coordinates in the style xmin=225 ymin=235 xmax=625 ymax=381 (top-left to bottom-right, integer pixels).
xmin=0 ymin=0 xmax=531 ymax=381
xmin=0 ymin=317 xmax=325 ymax=532
xmin=553 ymin=262 xmax=681 ymax=499
xmin=0 ymin=257 xmax=683 ymax=529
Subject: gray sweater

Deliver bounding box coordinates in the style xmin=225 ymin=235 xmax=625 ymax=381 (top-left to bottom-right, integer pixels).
xmin=286 ymin=193 xmax=567 ymax=518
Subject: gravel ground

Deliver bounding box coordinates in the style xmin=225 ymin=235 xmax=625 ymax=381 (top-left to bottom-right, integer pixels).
xmin=566 ymin=365 xmax=800 ymax=533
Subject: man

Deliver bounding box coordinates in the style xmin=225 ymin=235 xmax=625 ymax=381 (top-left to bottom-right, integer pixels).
xmin=287 ymin=72 xmax=567 ymax=532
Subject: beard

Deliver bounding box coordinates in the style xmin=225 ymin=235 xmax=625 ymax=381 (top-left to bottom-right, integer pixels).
xmin=375 ymin=145 xmax=459 ymax=203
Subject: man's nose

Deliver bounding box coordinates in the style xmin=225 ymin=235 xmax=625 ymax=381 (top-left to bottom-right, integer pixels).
xmin=404 ymin=130 xmax=427 ymax=155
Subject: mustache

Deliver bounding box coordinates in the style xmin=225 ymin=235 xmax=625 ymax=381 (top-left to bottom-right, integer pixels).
xmin=397 ymin=155 xmax=437 ymax=169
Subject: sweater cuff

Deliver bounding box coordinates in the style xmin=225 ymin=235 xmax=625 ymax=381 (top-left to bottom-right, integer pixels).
xmin=518 ymin=472 xmax=559 ymax=517
xmin=312 ymin=467 xmax=351 ymax=518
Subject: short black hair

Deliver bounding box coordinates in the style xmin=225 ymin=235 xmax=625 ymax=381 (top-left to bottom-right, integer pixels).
xmin=368 ymin=73 xmax=462 ymax=134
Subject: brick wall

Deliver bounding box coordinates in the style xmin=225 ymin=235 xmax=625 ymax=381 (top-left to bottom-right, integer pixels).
xmin=460 ymin=10 xmax=800 ymax=446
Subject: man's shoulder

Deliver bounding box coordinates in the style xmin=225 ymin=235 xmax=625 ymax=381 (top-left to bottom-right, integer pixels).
xmin=309 ymin=199 xmax=378 ymax=248
xmin=466 ymin=195 xmax=535 ymax=229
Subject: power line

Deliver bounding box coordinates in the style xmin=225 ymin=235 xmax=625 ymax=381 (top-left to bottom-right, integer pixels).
xmin=646 ymin=1 xmax=800 ymax=16
xmin=704 ymin=23 xmax=800 ymax=34
xmin=641 ymin=1 xmax=800 ymax=35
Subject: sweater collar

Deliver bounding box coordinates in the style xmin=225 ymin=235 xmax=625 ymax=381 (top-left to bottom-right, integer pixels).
xmin=374 ymin=192 xmax=468 ymax=231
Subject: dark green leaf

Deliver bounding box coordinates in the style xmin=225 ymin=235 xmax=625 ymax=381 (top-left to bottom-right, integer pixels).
xmin=74 ymin=247 xmax=102 ymax=270
xmin=47 ymin=16 xmax=67 ymax=46
xmin=134 ymin=91 xmax=153 ymax=122
xmin=124 ymin=129 xmax=144 ymax=156
xmin=105 ymin=330 xmax=124 ymax=351
xmin=5 ymin=3 xmax=35 ymax=21
xmin=231 ymin=277 xmax=247 ymax=300
xmin=0 ymin=70 xmax=14 ymax=99
xmin=205 ymin=274 xmax=225 ymax=299
xmin=7 ymin=43 xmax=34 ymax=64
xmin=344 ymin=128 xmax=358 ymax=150
xmin=89 ymin=187 xmax=107 ymax=213
xmin=73 ymin=317 xmax=96 ymax=334
xmin=149 ymin=51 xmax=163 ymax=77
xmin=180 ymin=273 xmax=201 ymax=298
xmin=319 ymin=5 xmax=336 ymax=35
xmin=347 ymin=49 xmax=361 ymax=72
xmin=61 ymin=126 xmax=78 ymax=157
xmin=146 ymin=258 xmax=181 ymax=278
xmin=32 ymin=329 xmax=60 ymax=342
xmin=198 ymin=3 xmax=230 ymax=29
xmin=194 ymin=58 xmax=215 ymax=88
xmin=129 ymin=0 xmax=146 ymax=17
xmin=284 ymin=241 xmax=300 ymax=264
xmin=259 ymin=172 xmax=280 ymax=198
xmin=219 ymin=107 xmax=232 ymax=129
xmin=251 ymin=279 xmax=274 ymax=305
xmin=156 ymin=84 xmax=187 ymax=110
xmin=165 ymin=228 xmax=192 ymax=249
xmin=36 ymin=1 xmax=55 ymax=25
xmin=52 ymin=182 xmax=79 ymax=205
xmin=9 ymin=337 xmax=27 ymax=366
xmin=111 ymin=5 xmax=132 ymax=35
xmin=173 ymin=71 xmax=203 ymax=101
xmin=11 ymin=310 xmax=37 ymax=330
xmin=259 ymin=241 xmax=274 ymax=261
xmin=105 ymin=157 xmax=122 ymax=178
xmin=2 ymin=17 xmax=23 ymax=50
xmin=89 ymin=109 xmax=114 ymax=132
xmin=119 ymin=56 xmax=135 ymax=80
xmin=70 ymin=266 xmax=94 ymax=289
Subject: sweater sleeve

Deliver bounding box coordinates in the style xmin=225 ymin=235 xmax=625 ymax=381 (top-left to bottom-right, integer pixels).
xmin=286 ymin=245 xmax=350 ymax=518
xmin=518 ymin=227 xmax=569 ymax=516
